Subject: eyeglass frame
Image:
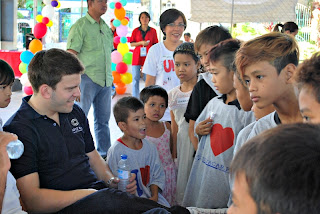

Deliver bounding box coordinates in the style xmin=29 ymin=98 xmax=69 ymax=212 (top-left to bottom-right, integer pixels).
xmin=166 ymin=23 xmax=186 ymax=28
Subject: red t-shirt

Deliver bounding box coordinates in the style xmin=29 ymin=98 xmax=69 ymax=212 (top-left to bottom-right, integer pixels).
xmin=130 ymin=27 xmax=158 ymax=66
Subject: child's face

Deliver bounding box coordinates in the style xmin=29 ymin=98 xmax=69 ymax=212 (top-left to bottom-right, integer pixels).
xmin=228 ymin=172 xmax=258 ymax=214
xmin=209 ymin=60 xmax=234 ymax=95
xmin=174 ymin=53 xmax=199 ymax=84
xmin=233 ymin=73 xmax=252 ymax=111
xmin=299 ymin=86 xmax=320 ymax=124
xmin=0 ymin=82 xmax=13 ymax=108
xmin=198 ymin=44 xmax=215 ymax=72
xmin=243 ymin=61 xmax=288 ymax=109
xmin=122 ymin=109 xmax=147 ymax=139
xmin=144 ymin=96 xmax=167 ymax=122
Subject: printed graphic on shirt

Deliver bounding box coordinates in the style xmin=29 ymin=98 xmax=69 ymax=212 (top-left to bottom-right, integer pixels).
xmin=131 ymin=165 xmax=150 ymax=197
xmin=210 ymin=124 xmax=234 ymax=156
xmin=71 ymin=118 xmax=83 ymax=134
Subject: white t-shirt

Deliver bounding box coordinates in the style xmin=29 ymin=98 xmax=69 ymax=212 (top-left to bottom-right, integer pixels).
xmin=143 ymin=42 xmax=180 ymax=121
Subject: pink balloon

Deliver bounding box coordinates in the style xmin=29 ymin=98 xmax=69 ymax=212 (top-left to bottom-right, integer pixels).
xmin=24 ymin=86 xmax=33 ymax=95
xmin=114 ymin=36 xmax=120 ymax=44
xmin=34 ymin=23 xmax=47 ymax=39
xmin=42 ymin=17 xmax=50 ymax=24
xmin=116 ymin=62 xmax=128 ymax=74
xmin=111 ymin=51 xmax=123 ymax=64
xmin=116 ymin=25 xmax=128 ymax=37
xmin=115 ymin=2 xmax=122 ymax=9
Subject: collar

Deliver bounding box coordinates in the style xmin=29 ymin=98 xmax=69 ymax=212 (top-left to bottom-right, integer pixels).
xmin=274 ymin=111 xmax=282 ymax=124
xmin=138 ymin=26 xmax=150 ymax=32
xmin=20 ymin=96 xmax=44 ymax=120
xmin=85 ymin=12 xmax=106 ymax=25
xmin=218 ymin=94 xmax=241 ymax=110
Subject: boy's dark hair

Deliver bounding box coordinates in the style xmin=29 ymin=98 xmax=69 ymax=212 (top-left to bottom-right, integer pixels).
xmin=273 ymin=21 xmax=298 ymax=33
xmin=236 ymin=32 xmax=299 ymax=77
xmin=173 ymin=42 xmax=199 ymax=63
xmin=140 ymin=85 xmax=168 ymax=108
xmin=184 ymin=32 xmax=191 ymax=37
xmin=160 ymin=8 xmax=186 ymax=40
xmin=139 ymin=11 xmax=150 ymax=24
xmin=231 ymin=123 xmax=320 ymax=214
xmin=295 ymin=52 xmax=320 ymax=103
xmin=194 ymin=25 xmax=232 ymax=53
xmin=0 ymin=60 xmax=15 ymax=86
xmin=113 ymin=96 xmax=144 ymax=124
xmin=28 ymin=48 xmax=84 ymax=93
xmin=209 ymin=39 xmax=241 ymax=72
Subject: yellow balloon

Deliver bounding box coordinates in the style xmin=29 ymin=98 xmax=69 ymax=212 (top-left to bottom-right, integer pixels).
xmin=121 ymin=19 xmax=129 ymax=26
xmin=57 ymin=1 xmax=61 ymax=8
xmin=47 ymin=20 xmax=53 ymax=27
xmin=117 ymin=43 xmax=129 ymax=56
xmin=36 ymin=15 xmax=43 ymax=23
xmin=121 ymin=72 xmax=133 ymax=84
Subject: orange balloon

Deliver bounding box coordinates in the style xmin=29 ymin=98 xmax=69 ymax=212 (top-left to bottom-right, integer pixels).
xmin=29 ymin=39 xmax=43 ymax=54
xmin=115 ymin=8 xmax=126 ymax=20
xmin=115 ymin=82 xmax=127 ymax=95
xmin=112 ymin=71 xmax=121 ymax=84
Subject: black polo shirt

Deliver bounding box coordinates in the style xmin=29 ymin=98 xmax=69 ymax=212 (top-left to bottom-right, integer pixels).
xmin=4 ymin=96 xmax=98 ymax=190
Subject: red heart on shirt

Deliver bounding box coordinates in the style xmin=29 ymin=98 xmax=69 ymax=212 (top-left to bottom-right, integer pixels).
xmin=140 ymin=165 xmax=150 ymax=186
xmin=210 ymin=123 xmax=234 ymax=156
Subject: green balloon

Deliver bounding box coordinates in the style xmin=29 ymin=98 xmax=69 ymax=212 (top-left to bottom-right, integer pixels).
xmin=123 ymin=52 xmax=133 ymax=64
xmin=19 ymin=62 xmax=28 ymax=74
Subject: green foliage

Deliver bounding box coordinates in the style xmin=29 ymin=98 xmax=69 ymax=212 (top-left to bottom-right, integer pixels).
xmin=17 ymin=11 xmax=24 ymax=19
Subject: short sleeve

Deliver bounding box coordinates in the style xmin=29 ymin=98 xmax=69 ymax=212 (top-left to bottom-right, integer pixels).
xmin=142 ymin=44 xmax=158 ymax=77
xmin=184 ymin=82 xmax=202 ymax=122
xmin=67 ymin=22 xmax=84 ymax=53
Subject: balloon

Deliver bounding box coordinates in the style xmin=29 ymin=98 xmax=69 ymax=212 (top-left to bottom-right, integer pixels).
xmin=123 ymin=52 xmax=133 ymax=64
xmin=114 ymin=7 xmax=125 ymax=20
xmin=117 ymin=43 xmax=129 ymax=55
xmin=124 ymin=17 xmax=130 ymax=21
xmin=109 ymin=2 xmax=115 ymax=9
xmin=116 ymin=25 xmax=128 ymax=37
xmin=115 ymin=82 xmax=127 ymax=95
xmin=34 ymin=23 xmax=47 ymax=39
xmin=29 ymin=39 xmax=43 ymax=54
xmin=42 ymin=17 xmax=50 ymax=25
xmin=113 ymin=19 xmax=121 ymax=27
xmin=112 ymin=71 xmax=121 ymax=83
xmin=36 ymin=15 xmax=43 ymax=23
xmin=111 ymin=62 xmax=117 ymax=71
xmin=42 ymin=5 xmax=55 ymax=20
xmin=24 ymin=86 xmax=33 ymax=95
xmin=111 ymin=51 xmax=123 ymax=64
xmin=57 ymin=1 xmax=61 ymax=8
xmin=47 ymin=20 xmax=53 ymax=27
xmin=120 ymin=0 xmax=127 ymax=6
xmin=114 ymin=36 xmax=120 ymax=44
xmin=121 ymin=72 xmax=132 ymax=84
xmin=20 ymin=51 xmax=34 ymax=64
xmin=51 ymin=0 xmax=58 ymax=7
xmin=43 ymin=0 xmax=51 ymax=4
xmin=116 ymin=62 xmax=128 ymax=74
xmin=19 ymin=62 xmax=28 ymax=74
xmin=20 ymin=73 xmax=30 ymax=86
xmin=121 ymin=18 xmax=129 ymax=26
xmin=115 ymin=2 xmax=122 ymax=9
xmin=120 ymin=37 xmax=127 ymax=44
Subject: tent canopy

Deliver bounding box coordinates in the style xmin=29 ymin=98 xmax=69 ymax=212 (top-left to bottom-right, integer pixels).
xmin=190 ymin=0 xmax=298 ymax=23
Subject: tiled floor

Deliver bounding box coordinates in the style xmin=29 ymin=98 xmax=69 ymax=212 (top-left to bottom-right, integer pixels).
xmin=1 ymin=79 xmax=145 ymax=148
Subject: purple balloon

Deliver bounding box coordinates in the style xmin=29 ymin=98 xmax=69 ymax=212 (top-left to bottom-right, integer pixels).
xmin=51 ymin=0 xmax=58 ymax=7
xmin=116 ymin=25 xmax=128 ymax=37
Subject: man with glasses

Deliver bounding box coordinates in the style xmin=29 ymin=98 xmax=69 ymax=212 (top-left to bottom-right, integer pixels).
xmin=67 ymin=0 xmax=112 ymax=159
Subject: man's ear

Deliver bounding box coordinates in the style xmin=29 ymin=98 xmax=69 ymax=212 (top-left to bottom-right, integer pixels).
xmin=284 ymin=63 xmax=297 ymax=84
xmin=118 ymin=121 xmax=126 ymax=132
xmin=39 ymin=84 xmax=52 ymax=99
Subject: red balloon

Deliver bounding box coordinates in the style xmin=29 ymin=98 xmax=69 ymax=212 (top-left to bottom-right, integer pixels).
xmin=42 ymin=17 xmax=50 ymax=25
xmin=114 ymin=36 xmax=120 ymax=44
xmin=115 ymin=82 xmax=127 ymax=95
xmin=125 ymin=17 xmax=130 ymax=21
xmin=34 ymin=23 xmax=47 ymax=39
xmin=24 ymin=86 xmax=33 ymax=95
xmin=116 ymin=62 xmax=128 ymax=74
xmin=115 ymin=2 xmax=122 ymax=9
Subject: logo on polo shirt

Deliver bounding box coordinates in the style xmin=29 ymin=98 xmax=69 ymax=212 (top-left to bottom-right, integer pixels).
xmin=71 ymin=118 xmax=83 ymax=134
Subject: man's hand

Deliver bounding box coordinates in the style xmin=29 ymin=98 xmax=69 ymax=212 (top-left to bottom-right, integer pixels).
xmin=0 ymin=132 xmax=18 ymax=172
xmin=195 ymin=118 xmax=213 ymax=136
xmin=111 ymin=173 xmax=137 ymax=194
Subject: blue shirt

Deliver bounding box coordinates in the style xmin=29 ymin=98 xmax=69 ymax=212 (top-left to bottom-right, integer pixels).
xmin=4 ymin=96 xmax=98 ymax=190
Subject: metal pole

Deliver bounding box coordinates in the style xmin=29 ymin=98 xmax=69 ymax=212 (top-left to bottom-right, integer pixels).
xmin=33 ymin=0 xmax=38 ymax=26
xmin=230 ymin=0 xmax=234 ymax=34
xmin=81 ymin=0 xmax=84 ymax=17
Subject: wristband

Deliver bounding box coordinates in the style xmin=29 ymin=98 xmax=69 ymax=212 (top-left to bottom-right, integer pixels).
xmin=106 ymin=177 xmax=115 ymax=187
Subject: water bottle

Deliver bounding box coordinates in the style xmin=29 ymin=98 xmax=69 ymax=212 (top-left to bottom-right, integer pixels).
xmin=6 ymin=139 xmax=24 ymax=159
xmin=117 ymin=154 xmax=131 ymax=192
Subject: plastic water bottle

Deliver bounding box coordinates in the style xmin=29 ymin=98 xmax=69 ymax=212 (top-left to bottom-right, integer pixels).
xmin=117 ymin=154 xmax=131 ymax=192
xmin=6 ymin=139 xmax=24 ymax=159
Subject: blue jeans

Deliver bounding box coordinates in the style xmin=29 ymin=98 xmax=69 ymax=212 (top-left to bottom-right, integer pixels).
xmin=132 ymin=65 xmax=145 ymax=98
xmin=77 ymin=74 xmax=111 ymax=158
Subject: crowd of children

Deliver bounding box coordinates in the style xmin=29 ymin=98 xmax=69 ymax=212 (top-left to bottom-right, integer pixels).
xmin=2 ymin=15 xmax=320 ymax=214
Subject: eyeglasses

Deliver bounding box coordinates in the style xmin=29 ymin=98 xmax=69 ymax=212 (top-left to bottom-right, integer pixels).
xmin=167 ymin=23 xmax=186 ymax=28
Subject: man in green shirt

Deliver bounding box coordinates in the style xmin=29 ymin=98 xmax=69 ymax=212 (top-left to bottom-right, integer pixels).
xmin=67 ymin=0 xmax=113 ymax=158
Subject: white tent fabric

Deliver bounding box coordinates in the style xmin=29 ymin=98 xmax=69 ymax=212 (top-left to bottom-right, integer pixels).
xmin=190 ymin=0 xmax=298 ymax=23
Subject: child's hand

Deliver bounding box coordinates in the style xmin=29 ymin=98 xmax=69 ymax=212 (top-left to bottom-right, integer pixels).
xmin=126 ymin=173 xmax=137 ymax=194
xmin=195 ymin=118 xmax=213 ymax=136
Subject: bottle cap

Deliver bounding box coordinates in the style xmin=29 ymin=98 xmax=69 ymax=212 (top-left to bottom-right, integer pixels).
xmin=120 ymin=154 xmax=127 ymax=160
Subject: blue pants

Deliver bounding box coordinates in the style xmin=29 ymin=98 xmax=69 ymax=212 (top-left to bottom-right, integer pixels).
xmin=132 ymin=65 xmax=146 ymax=98
xmin=77 ymin=74 xmax=111 ymax=158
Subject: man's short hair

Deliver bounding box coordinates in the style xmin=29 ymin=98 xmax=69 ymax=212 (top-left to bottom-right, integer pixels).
xmin=194 ymin=25 xmax=232 ymax=53
xmin=113 ymin=96 xmax=144 ymax=124
xmin=28 ymin=48 xmax=84 ymax=93
xmin=0 ymin=59 xmax=15 ymax=86
xmin=295 ymin=52 xmax=320 ymax=103
xmin=231 ymin=123 xmax=320 ymax=214
xmin=184 ymin=32 xmax=191 ymax=37
xmin=235 ymin=32 xmax=299 ymax=77
xmin=140 ymin=85 xmax=168 ymax=108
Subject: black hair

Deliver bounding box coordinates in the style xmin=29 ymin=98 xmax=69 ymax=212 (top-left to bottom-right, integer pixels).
xmin=184 ymin=32 xmax=191 ymax=37
xmin=173 ymin=42 xmax=199 ymax=63
xmin=139 ymin=11 xmax=150 ymax=25
xmin=113 ymin=96 xmax=144 ymax=124
xmin=273 ymin=22 xmax=298 ymax=33
xmin=140 ymin=85 xmax=168 ymax=108
xmin=0 ymin=60 xmax=15 ymax=86
xmin=159 ymin=8 xmax=186 ymax=40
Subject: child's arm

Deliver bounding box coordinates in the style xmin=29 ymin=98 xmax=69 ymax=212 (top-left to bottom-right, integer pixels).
xmin=170 ymin=111 xmax=178 ymax=159
xmin=188 ymin=119 xmax=199 ymax=151
xmin=149 ymin=184 xmax=159 ymax=202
